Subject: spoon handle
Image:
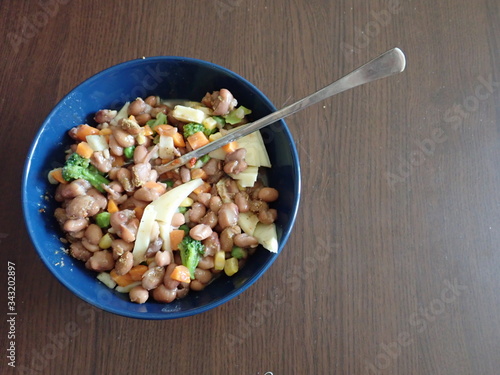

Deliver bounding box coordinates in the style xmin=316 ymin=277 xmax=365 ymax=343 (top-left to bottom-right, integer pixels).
xmin=159 ymin=47 xmax=406 ymax=172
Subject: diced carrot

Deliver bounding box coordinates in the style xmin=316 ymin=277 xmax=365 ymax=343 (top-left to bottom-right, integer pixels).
xmin=75 ymin=124 xmax=100 ymax=141
xmin=134 ymin=206 xmax=144 ymax=220
xmin=187 ymin=131 xmax=209 ymax=150
xmin=155 ymin=124 xmax=177 ymax=137
xmin=172 ymin=132 xmax=186 ymax=148
xmin=170 ymin=265 xmax=191 ymax=283
xmin=110 ymin=269 xmax=135 ymax=287
xmin=75 ymin=141 xmax=94 ymax=159
xmin=144 ymin=181 xmax=167 ymax=195
xmin=190 ymin=168 xmax=207 ymax=180
xmin=50 ymin=168 xmax=67 ymax=184
xmin=143 ymin=125 xmax=154 ymax=136
xmin=222 ymin=141 xmax=238 ymax=154
xmin=107 ymin=199 xmax=119 ymax=213
xmin=170 ymin=229 xmax=185 ymax=251
xmin=112 ymin=155 xmax=125 ymax=167
xmin=193 ymin=182 xmax=211 ymax=195
xmin=99 ymin=127 xmax=112 ymax=136
xmin=128 ymin=265 xmax=148 ymax=281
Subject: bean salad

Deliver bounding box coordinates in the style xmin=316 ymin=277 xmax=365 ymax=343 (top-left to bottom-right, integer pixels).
xmin=50 ymin=89 xmax=280 ymax=304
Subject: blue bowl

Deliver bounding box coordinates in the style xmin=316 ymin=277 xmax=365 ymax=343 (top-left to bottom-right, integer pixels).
xmin=22 ymin=57 xmax=301 ymax=319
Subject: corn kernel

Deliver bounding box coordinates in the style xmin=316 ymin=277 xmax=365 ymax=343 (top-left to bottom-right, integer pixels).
xmin=99 ymin=233 xmax=113 ymax=249
xmin=224 ymin=257 xmax=239 ymax=276
xmin=179 ymin=197 xmax=194 ymax=207
xmin=214 ymin=251 xmax=226 ymax=271
xmin=202 ymin=117 xmax=218 ymax=131
xmin=209 ymin=132 xmax=223 ymax=142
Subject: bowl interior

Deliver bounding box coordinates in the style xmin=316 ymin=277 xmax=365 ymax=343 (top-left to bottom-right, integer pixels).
xmin=22 ymin=57 xmax=300 ymax=319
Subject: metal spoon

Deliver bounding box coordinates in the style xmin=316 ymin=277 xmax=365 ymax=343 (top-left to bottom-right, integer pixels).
xmin=158 ymin=47 xmax=406 ymax=172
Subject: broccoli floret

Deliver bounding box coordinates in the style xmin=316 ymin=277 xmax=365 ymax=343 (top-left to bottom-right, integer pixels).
xmin=183 ymin=122 xmax=215 ymax=138
xmin=178 ymin=235 xmax=205 ymax=279
xmin=62 ymin=153 xmax=110 ymax=192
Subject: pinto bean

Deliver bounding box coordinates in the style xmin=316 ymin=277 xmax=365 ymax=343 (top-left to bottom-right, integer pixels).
xmin=152 ymin=284 xmax=177 ymax=303
xmin=163 ymin=263 xmax=179 ymax=289
xmin=144 ymin=95 xmax=158 ymax=107
xmin=91 ymin=151 xmax=113 ymax=173
xmin=116 ymin=168 xmax=134 ymax=192
xmin=86 ymin=188 xmax=107 ymax=211
xmin=70 ymin=241 xmax=92 ymax=262
xmin=258 ymin=208 xmax=278 ymax=224
xmin=202 ymin=232 xmax=220 ymax=256
xmin=234 ymin=192 xmax=250 ymax=213
xmin=189 ymin=202 xmax=206 ymax=223
xmin=84 ymin=224 xmax=103 ymax=245
xmin=112 ymin=127 xmax=135 ymax=148
xmin=94 ymin=109 xmax=117 ymax=123
xmin=82 ymin=237 xmax=100 ymax=252
xmin=180 ymin=167 xmax=191 ymax=183
xmin=129 ymin=286 xmax=149 ymax=304
xmin=145 ymin=237 xmax=163 ymax=258
xmin=131 ymin=162 xmax=152 ymax=187
xmin=189 ymin=224 xmax=213 ymax=241
xmin=111 ymin=239 xmax=134 ymax=259
xmin=200 ymin=211 xmax=218 ymax=229
xmin=108 ymin=135 xmax=123 ymax=156
xmin=135 ymin=113 xmax=151 ymax=125
xmin=209 ymin=195 xmax=222 ymax=213
xmin=224 ymin=149 xmax=247 ymax=174
xmin=110 ymin=210 xmax=139 ymax=243
xmin=171 ymin=212 xmax=185 ymax=227
xmin=155 ymin=250 xmax=172 ymax=267
xmin=115 ymin=251 xmax=134 ymax=275
xmin=196 ymin=192 xmax=211 ymax=207
xmin=197 ymin=256 xmax=215 ymax=270
xmin=220 ymin=226 xmax=241 ymax=252
xmin=212 ymin=88 xmax=237 ymax=116
xmin=133 ymin=186 xmax=161 ymax=202
xmin=59 ymin=179 xmax=91 ymax=200
xmin=194 ymin=268 xmax=212 ymax=284
xmin=202 ymin=158 xmax=221 ymax=176
xmin=54 ymin=207 xmax=68 ymax=226
xmin=86 ymin=250 xmax=115 ymax=271
xmin=142 ymin=266 xmax=166 ymax=290
xmin=63 ymin=218 xmax=89 ymax=233
xmin=233 ymin=233 xmax=259 ymax=248
xmin=249 ymin=199 xmax=269 ymax=213
xmin=190 ymin=280 xmax=205 ymax=291
xmin=218 ymin=202 xmax=239 ymax=229
xmin=128 ymin=97 xmax=147 ymax=116
xmin=133 ymin=145 xmax=148 ymax=164
xmin=258 ymin=187 xmax=279 ymax=202
xmin=150 ymin=105 xmax=168 ymax=118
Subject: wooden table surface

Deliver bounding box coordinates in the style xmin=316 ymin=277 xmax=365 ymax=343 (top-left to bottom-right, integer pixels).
xmin=2 ymin=1 xmax=500 ymax=374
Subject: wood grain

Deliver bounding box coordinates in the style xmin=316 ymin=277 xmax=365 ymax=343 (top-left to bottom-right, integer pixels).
xmin=1 ymin=0 xmax=500 ymax=374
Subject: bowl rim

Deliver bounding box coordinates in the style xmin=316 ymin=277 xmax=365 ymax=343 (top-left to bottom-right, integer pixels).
xmin=22 ymin=56 xmax=301 ymax=319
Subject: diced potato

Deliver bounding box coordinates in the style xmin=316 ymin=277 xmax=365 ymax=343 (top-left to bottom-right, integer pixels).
xmin=253 ymin=222 xmax=278 ymax=253
xmin=171 ymin=105 xmax=207 ymax=123
xmin=238 ymin=212 xmax=260 ymax=235
xmin=228 ymin=166 xmax=259 ymax=187
xmin=202 ymin=117 xmax=218 ymax=132
xmin=115 ymin=281 xmax=142 ymax=293
xmin=97 ymin=272 xmax=117 ymax=289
